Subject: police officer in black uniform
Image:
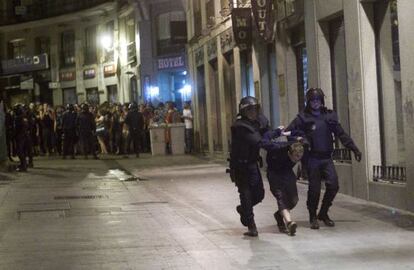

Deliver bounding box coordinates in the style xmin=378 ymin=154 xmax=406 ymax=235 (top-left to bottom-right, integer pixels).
xmin=13 ymin=104 xmax=33 ymax=171
xmin=286 ymin=88 xmax=362 ymax=229
xmin=62 ymin=104 xmax=78 ymax=159
xmin=124 ymin=102 xmax=144 ymax=158
xmin=229 ymin=96 xmax=269 ymax=237
xmin=5 ymin=105 xmax=15 ymax=161
xmin=77 ymin=103 xmax=98 ymax=159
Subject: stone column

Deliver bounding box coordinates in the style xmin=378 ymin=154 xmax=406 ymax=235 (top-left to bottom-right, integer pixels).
xmin=217 ymin=37 xmax=229 ymax=154
xmin=343 ymin=0 xmax=381 ymax=199
xmin=398 ymin=0 xmax=414 ymax=212
xmin=233 ymin=47 xmax=242 ymax=107
xmin=203 ymin=45 xmax=214 ymax=154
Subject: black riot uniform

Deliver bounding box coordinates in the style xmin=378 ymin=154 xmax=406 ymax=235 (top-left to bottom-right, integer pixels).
xmin=13 ymin=105 xmax=33 ymax=171
xmin=77 ymin=104 xmax=98 ymax=159
xmin=229 ymin=96 xmax=269 ymax=237
xmin=62 ymin=104 xmax=78 ymax=159
xmin=286 ymin=88 xmax=362 ymax=229
xmin=5 ymin=107 xmax=15 ymax=161
xmin=124 ymin=103 xmax=144 ymax=157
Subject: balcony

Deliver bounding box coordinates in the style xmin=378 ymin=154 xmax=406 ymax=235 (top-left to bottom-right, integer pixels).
xmin=0 ymin=0 xmax=118 ymax=26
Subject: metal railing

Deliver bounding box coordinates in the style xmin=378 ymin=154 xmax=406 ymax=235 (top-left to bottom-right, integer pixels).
xmin=332 ymin=148 xmax=352 ymax=163
xmin=0 ymin=0 xmax=115 ymax=26
xmin=373 ymin=165 xmax=406 ymax=184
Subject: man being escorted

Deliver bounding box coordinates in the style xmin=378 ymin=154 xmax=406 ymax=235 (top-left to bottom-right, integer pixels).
xmin=229 ymin=96 xmax=269 ymax=237
xmin=287 ymin=88 xmax=362 ymax=229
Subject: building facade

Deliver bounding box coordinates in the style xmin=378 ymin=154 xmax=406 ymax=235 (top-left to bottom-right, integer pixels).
xmin=186 ymin=0 xmax=414 ymax=212
xmin=0 ymin=0 xmax=142 ymax=107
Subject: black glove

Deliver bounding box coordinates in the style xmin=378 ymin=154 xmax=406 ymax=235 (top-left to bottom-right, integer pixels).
xmin=353 ymin=149 xmax=362 ymax=162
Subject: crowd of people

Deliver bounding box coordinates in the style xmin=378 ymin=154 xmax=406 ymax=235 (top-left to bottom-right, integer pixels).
xmin=5 ymin=100 xmax=193 ymax=172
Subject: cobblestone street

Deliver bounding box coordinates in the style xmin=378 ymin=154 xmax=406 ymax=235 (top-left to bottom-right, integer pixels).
xmin=0 ymin=155 xmax=413 ymax=270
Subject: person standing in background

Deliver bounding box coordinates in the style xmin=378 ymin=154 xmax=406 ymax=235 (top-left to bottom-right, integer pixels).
xmin=182 ymin=102 xmax=193 ymax=154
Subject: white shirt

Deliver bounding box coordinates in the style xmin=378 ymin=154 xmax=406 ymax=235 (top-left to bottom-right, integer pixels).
xmin=182 ymin=108 xmax=193 ymax=129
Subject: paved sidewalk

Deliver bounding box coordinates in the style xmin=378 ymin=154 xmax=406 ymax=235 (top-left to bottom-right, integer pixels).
xmin=0 ymin=154 xmax=413 ymax=270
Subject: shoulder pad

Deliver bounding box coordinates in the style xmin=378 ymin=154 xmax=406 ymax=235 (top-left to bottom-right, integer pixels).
xmin=232 ymin=119 xmax=256 ymax=133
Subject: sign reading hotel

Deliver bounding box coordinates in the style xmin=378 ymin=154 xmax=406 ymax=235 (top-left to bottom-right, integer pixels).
xmin=231 ymin=8 xmax=252 ymax=51
xmin=252 ymin=0 xmax=274 ymax=42
xmin=157 ymin=55 xmax=185 ymax=71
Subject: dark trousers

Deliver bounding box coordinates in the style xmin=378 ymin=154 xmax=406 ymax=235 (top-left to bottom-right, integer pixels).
xmin=112 ymin=129 xmax=123 ymax=154
xmin=17 ymin=136 xmax=33 ymax=170
xmin=235 ymin=164 xmax=265 ymax=226
xmin=63 ymin=129 xmax=76 ymax=157
xmin=129 ymin=130 xmax=141 ymax=156
xmin=306 ymin=157 xmax=339 ymax=216
xmin=55 ymin=129 xmax=63 ymax=155
xmin=79 ymin=132 xmax=96 ymax=157
xmin=185 ymin=128 xmax=193 ymax=153
xmin=267 ymin=170 xmax=299 ymax=211
xmin=42 ymin=128 xmax=54 ymax=154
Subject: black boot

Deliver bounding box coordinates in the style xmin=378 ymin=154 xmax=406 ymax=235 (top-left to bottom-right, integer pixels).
xmin=244 ymin=221 xmax=258 ymax=237
xmin=236 ymin=205 xmax=248 ymax=226
xmin=274 ymin=211 xmax=287 ymax=233
xmin=309 ymin=210 xmax=319 ymax=230
xmin=287 ymin=221 xmax=297 ymax=236
xmin=318 ymin=206 xmax=335 ymax=227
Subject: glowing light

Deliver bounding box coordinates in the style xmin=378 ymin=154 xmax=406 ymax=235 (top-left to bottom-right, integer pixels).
xmin=149 ymin=86 xmax=159 ymax=97
xmin=179 ymin=84 xmax=191 ymax=96
xmin=100 ymin=34 xmax=113 ymax=50
xmin=182 ymin=71 xmax=187 ymax=75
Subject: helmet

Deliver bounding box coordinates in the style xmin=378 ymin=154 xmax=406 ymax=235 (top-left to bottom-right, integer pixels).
xmin=239 ymin=96 xmax=259 ymax=117
xmin=81 ymin=103 xmax=89 ymax=112
xmin=13 ymin=104 xmax=23 ymax=116
xmin=305 ymin=88 xmax=325 ymax=105
xmin=66 ymin=104 xmax=75 ymax=112
xmin=128 ymin=102 xmax=138 ymax=111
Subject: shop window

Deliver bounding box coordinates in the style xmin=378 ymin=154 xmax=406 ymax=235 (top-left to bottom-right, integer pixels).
xmin=107 ymin=85 xmax=118 ymax=103
xmin=61 ymin=30 xmax=75 ymax=66
xmin=84 ymin=25 xmax=97 ymax=65
xmin=295 ymin=45 xmax=308 ymax=112
xmin=86 ymin=87 xmax=100 ymax=105
xmin=8 ymin=39 xmax=26 ymax=59
xmin=373 ymin=0 xmax=404 ymax=166
xmin=63 ymin=88 xmax=77 ymax=105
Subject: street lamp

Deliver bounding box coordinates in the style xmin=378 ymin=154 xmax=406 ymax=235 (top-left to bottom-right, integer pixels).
xmin=100 ymin=34 xmax=113 ymax=51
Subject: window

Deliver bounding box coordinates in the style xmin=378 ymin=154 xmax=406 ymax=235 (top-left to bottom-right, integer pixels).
xmin=8 ymin=39 xmax=26 ymax=59
xmin=86 ymin=88 xmax=100 ymax=105
xmin=206 ymin=0 xmax=215 ymax=26
xmin=156 ymin=11 xmax=186 ymax=55
xmin=84 ymin=25 xmax=97 ymax=64
xmin=61 ymin=31 xmax=75 ymax=66
xmin=374 ymin=0 xmax=404 ymax=167
xmin=35 ymin=37 xmax=50 ymax=55
xmin=194 ymin=0 xmax=202 ymax=37
xmin=104 ymin=21 xmax=115 ymax=62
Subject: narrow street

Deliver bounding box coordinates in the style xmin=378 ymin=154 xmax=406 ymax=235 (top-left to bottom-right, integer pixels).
xmin=0 ymin=155 xmax=413 ymax=270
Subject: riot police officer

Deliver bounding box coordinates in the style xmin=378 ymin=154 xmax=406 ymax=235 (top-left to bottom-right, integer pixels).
xmin=124 ymin=102 xmax=144 ymax=157
xmin=13 ymin=104 xmax=33 ymax=171
xmin=286 ymin=88 xmax=362 ymax=229
xmin=229 ymin=96 xmax=269 ymax=237
xmin=77 ymin=103 xmax=98 ymax=159
xmin=62 ymin=104 xmax=78 ymax=159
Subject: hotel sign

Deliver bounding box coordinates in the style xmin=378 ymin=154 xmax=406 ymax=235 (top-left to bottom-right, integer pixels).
xmin=157 ymin=55 xmax=185 ymax=71
xmin=1 ymin=53 xmax=49 ymax=75
xmin=252 ymin=0 xmax=274 ymax=42
xmin=231 ymin=8 xmax=252 ymax=51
